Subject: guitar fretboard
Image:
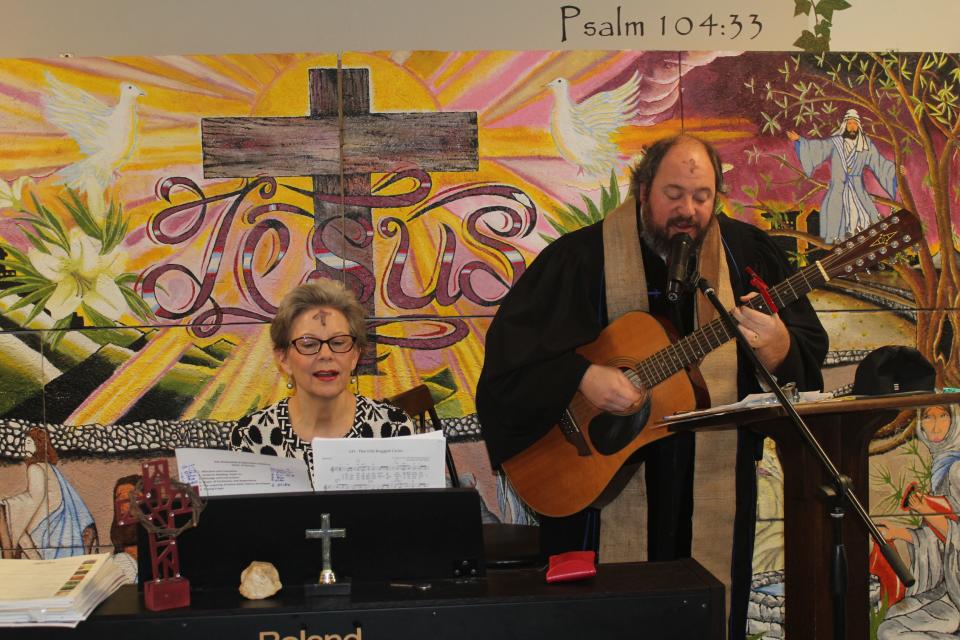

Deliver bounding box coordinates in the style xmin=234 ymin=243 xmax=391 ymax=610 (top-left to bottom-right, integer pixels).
xmin=620 ymin=211 xmax=918 ymax=390
xmin=629 ymin=264 xmax=825 ymax=388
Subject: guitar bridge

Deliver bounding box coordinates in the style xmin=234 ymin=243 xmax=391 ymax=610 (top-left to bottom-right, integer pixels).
xmin=559 ymin=410 xmax=591 ymax=456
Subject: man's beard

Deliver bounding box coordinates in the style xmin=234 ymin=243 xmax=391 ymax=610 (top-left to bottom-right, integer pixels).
xmin=111 ymin=520 xmax=139 ymax=550
xmin=842 ymin=128 xmax=859 ymax=140
xmin=639 ymin=202 xmax=705 ymax=260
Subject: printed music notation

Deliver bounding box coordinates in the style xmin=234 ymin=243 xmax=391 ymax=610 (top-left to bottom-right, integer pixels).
xmin=324 ymin=462 xmax=429 ymax=488
xmin=312 ymin=431 xmax=446 ymax=492
xmin=174 ymin=431 xmax=446 ymax=496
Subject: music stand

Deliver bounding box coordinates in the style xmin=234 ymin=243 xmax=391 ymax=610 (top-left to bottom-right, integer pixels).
xmin=137 ymin=487 xmax=486 ymax=592
xmin=666 ymin=391 xmax=960 ymax=639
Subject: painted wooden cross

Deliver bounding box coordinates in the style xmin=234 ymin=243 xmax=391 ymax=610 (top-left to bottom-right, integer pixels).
xmin=200 ymin=67 xmax=478 ymax=305
xmin=305 ymin=513 xmax=347 ymax=585
xmin=201 ymin=67 xmax=477 ymax=372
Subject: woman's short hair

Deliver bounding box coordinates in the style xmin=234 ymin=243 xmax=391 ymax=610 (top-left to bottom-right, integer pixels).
xmin=270 ymin=280 xmax=367 ymax=352
xmin=629 ymin=134 xmax=725 ymax=201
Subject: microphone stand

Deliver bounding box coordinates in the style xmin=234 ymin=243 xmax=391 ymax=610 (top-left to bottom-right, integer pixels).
xmin=693 ymin=276 xmax=914 ymax=640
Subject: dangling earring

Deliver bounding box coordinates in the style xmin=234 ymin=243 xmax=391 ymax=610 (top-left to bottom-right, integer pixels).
xmin=351 ymin=370 xmax=358 ymax=394
xmin=286 ymin=376 xmax=296 ymax=396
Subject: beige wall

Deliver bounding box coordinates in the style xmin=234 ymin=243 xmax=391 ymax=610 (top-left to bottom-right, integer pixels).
xmin=0 ymin=0 xmax=957 ymax=58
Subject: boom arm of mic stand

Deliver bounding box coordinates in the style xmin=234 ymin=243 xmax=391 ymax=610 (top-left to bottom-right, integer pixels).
xmin=694 ymin=277 xmax=915 ymax=587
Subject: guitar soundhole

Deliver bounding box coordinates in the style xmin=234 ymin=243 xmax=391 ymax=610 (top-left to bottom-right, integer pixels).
xmin=587 ymin=397 xmax=652 ymax=456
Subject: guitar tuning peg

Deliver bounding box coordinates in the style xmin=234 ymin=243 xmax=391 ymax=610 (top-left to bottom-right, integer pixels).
xmin=864 ymin=268 xmax=871 ymax=276
xmin=853 ymin=274 xmax=862 ymax=282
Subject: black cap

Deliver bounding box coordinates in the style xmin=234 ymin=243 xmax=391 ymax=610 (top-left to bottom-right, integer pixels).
xmin=852 ymin=346 xmax=935 ymax=396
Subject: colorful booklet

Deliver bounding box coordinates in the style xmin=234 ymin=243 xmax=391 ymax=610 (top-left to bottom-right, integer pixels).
xmin=0 ymin=553 xmax=125 ymax=628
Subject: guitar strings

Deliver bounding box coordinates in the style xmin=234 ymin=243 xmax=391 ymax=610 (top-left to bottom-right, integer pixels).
xmin=624 ymin=264 xmax=828 ymax=389
xmin=623 ymin=220 xmax=913 ymax=391
xmin=561 ymin=217 xmax=914 ymax=440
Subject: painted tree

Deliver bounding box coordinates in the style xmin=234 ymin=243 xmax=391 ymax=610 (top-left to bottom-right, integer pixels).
xmin=741 ymin=52 xmax=960 ymax=448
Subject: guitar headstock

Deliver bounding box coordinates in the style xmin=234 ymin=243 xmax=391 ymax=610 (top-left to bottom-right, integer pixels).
xmin=820 ymin=209 xmax=922 ymax=280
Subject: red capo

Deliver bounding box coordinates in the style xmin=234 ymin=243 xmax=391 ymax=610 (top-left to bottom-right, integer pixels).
xmin=745 ymin=267 xmax=778 ymax=314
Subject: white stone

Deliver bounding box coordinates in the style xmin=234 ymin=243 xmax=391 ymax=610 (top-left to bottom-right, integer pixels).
xmin=239 ymin=561 xmax=282 ymax=600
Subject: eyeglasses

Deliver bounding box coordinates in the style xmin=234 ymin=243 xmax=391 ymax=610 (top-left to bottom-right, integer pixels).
xmin=289 ymin=335 xmax=357 ymax=355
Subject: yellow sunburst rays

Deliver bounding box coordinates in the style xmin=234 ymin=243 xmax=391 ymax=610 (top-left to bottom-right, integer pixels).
xmin=433 ymin=52 xmax=523 ymax=107
xmin=441 ymin=52 xmax=636 ymax=180
xmin=379 ymin=202 xmax=451 ymax=315
xmin=375 ymin=153 xmax=546 ymax=308
xmin=366 ymin=182 xmax=464 ymax=400
xmin=435 ymin=316 xmax=488 ymax=415
xmin=65 ymin=328 xmax=191 ymax=426
xmin=481 ymin=51 xmax=622 ymax=126
xmin=183 ymin=324 xmax=285 ymax=421
xmin=0 ymin=62 xmax=84 ymax=175
xmin=0 ymin=57 xmax=238 ymax=174
xmin=358 ymin=331 xmax=423 ymax=401
xmin=359 ymin=315 xmax=488 ymax=413
xmin=358 ymin=317 xmax=485 ymax=410
xmin=428 ymin=52 xmax=479 ymax=91
xmin=398 ymin=51 xmax=457 ymax=86
xmin=367 ymin=169 xmax=534 ymax=410
xmin=118 ymin=54 xmax=283 ymax=179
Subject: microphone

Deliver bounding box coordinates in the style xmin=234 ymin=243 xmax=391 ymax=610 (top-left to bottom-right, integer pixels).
xmin=665 ymin=234 xmax=694 ymax=303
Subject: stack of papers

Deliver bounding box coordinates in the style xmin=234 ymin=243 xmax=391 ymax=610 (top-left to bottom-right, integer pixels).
xmin=176 ymin=430 xmax=447 ymax=497
xmin=177 ymin=447 xmax=314 ymax=496
xmin=663 ymin=391 xmax=834 ymax=422
xmin=0 ymin=554 xmax=126 ymax=628
xmin=312 ymin=430 xmax=446 ymax=492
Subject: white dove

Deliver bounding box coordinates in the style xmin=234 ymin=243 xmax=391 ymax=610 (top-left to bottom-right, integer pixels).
xmin=43 ymin=71 xmax=145 ymax=219
xmin=547 ymin=71 xmax=641 ymax=178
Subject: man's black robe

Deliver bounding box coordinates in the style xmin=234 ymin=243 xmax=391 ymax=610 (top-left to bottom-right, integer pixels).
xmin=476 ymin=209 xmax=828 ymax=640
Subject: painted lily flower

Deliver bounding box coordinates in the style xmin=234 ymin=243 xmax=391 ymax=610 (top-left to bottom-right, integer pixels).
xmin=29 ymin=229 xmax=128 ymax=321
xmin=0 ymin=176 xmax=31 ymax=209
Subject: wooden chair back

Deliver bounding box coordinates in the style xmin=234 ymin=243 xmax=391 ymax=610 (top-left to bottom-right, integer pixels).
xmin=387 ymin=384 xmax=460 ymax=488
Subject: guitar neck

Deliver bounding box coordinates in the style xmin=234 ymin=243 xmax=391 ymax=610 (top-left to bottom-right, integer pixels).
xmin=630 ymin=209 xmax=921 ymax=388
xmin=635 ymin=265 xmax=825 ymax=388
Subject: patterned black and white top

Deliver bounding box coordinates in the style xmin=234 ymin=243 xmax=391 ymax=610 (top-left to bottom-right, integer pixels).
xmin=229 ymin=396 xmax=415 ymax=478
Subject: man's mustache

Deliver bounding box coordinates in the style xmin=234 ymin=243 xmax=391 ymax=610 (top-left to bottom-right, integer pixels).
xmin=667 ymin=216 xmax=699 ymax=228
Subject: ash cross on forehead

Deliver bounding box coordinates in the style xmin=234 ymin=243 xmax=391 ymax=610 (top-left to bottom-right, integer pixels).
xmin=684 ymin=158 xmax=699 ymax=174
xmin=313 ymin=308 xmax=332 ymax=326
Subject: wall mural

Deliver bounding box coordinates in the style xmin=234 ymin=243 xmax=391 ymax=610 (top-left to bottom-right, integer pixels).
xmin=0 ymin=50 xmax=956 ymax=638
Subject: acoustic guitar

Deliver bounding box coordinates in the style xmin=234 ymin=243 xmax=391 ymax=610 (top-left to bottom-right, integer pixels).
xmin=501 ymin=210 xmax=923 ymax=517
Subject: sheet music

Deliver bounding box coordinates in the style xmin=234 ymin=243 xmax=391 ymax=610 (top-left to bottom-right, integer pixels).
xmin=662 ymin=390 xmax=834 ymax=422
xmin=311 ymin=431 xmax=446 ymax=491
xmin=176 ymin=448 xmax=313 ymax=496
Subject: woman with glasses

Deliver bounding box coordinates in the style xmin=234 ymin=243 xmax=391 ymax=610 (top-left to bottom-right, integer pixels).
xmin=229 ymin=280 xmax=415 ymax=477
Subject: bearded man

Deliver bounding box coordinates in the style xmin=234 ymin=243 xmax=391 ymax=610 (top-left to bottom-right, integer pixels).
xmin=477 ymin=134 xmax=828 ymax=640
xmin=787 ymin=108 xmax=898 ymax=243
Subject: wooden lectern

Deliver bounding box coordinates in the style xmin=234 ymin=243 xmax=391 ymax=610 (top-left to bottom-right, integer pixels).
xmin=668 ymin=391 xmax=960 ymax=640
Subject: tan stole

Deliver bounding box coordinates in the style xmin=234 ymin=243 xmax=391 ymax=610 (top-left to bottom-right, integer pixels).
xmin=598 ymin=197 xmax=739 ymax=605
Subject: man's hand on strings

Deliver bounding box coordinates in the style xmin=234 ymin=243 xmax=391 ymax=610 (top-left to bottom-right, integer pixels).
xmin=579 ymin=364 xmax=649 ymax=414
xmin=731 ymin=292 xmax=791 ymax=371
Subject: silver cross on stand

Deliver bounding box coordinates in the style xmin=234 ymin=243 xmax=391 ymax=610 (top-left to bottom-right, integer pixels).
xmin=305 ymin=513 xmax=350 ymax=595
